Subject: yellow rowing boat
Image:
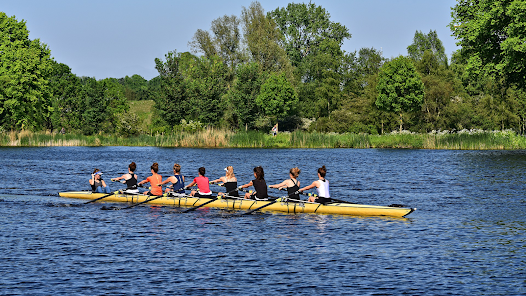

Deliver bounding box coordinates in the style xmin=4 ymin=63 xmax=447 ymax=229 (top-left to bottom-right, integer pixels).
xmin=58 ymin=191 xmax=416 ymax=217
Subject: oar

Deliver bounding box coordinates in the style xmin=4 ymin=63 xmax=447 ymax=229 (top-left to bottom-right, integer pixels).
xmin=240 ymin=195 xmax=284 ymax=215
xmin=182 ymin=195 xmax=218 ymax=213
xmin=84 ymin=191 xmax=118 ymax=204
xmin=121 ymin=193 xmax=167 ymax=210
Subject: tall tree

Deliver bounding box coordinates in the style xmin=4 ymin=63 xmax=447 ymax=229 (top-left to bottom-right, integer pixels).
xmin=256 ymin=71 xmax=297 ymax=120
xmin=407 ymin=30 xmax=447 ymax=67
xmin=224 ymin=62 xmax=263 ymax=129
xmin=0 ymin=12 xmax=53 ymax=130
xmin=154 ymin=50 xmax=187 ymax=127
xmin=269 ymin=2 xmax=351 ymax=73
xmin=450 ymin=0 xmax=526 ymax=89
xmin=189 ymin=15 xmax=242 ymax=70
xmin=154 ymin=51 xmax=228 ymax=126
xmin=48 ymin=61 xmax=82 ymax=131
xmin=241 ymin=1 xmax=292 ymax=76
xmin=376 ymin=56 xmax=425 ymax=132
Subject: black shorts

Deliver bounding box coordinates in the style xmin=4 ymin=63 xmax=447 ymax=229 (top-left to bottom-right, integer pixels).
xmin=194 ymin=192 xmax=214 ymax=199
xmin=315 ymin=197 xmax=332 ymax=204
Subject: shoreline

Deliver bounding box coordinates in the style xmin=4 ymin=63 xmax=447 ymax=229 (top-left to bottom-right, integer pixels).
xmin=2 ymin=130 xmax=526 ymax=150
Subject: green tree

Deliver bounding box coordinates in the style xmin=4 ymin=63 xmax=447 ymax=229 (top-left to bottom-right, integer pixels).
xmin=450 ymin=0 xmax=526 ymax=89
xmin=407 ymin=30 xmax=447 ymax=67
xmin=189 ymin=14 xmax=243 ymax=70
xmin=154 ymin=50 xmax=187 ymax=128
xmin=224 ymin=62 xmax=263 ymax=129
xmin=269 ymin=2 xmax=351 ymax=74
xmin=256 ymin=71 xmax=297 ymax=121
xmin=376 ymin=56 xmax=425 ymax=132
xmin=119 ymin=74 xmax=150 ymax=101
xmin=78 ymin=77 xmax=128 ymax=135
xmin=270 ymin=3 xmax=350 ymax=119
xmin=154 ymin=51 xmax=228 ymax=127
xmin=48 ymin=61 xmax=82 ymax=131
xmin=0 ymin=12 xmax=53 ymax=130
xmin=241 ymin=1 xmax=292 ymax=76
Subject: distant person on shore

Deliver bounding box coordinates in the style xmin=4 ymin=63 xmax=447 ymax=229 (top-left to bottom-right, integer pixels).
xmin=298 ymin=165 xmax=330 ymax=203
xmin=159 ymin=163 xmax=185 ymax=194
xmin=60 ymin=127 xmax=66 ymax=135
xmin=210 ymin=166 xmax=239 ymax=198
xmin=187 ymin=167 xmax=212 ymax=198
xmin=111 ymin=162 xmax=138 ymax=194
xmin=269 ymin=167 xmax=301 ymax=201
xmin=272 ymin=124 xmax=278 ymax=136
xmin=138 ymin=162 xmax=163 ymax=196
xmin=239 ymin=166 xmax=268 ymax=200
xmin=89 ymin=169 xmax=111 ymax=193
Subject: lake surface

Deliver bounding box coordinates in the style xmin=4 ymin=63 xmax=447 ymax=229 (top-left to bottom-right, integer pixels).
xmin=0 ymin=147 xmax=525 ymax=295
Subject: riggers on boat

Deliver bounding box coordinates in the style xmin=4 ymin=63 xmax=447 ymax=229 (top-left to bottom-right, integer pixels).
xmin=58 ymin=191 xmax=416 ymax=217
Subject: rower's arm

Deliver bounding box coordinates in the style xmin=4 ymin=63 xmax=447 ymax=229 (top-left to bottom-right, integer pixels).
xmin=239 ymin=181 xmax=253 ymax=189
xmin=210 ymin=177 xmax=223 ymax=184
xmin=269 ymin=180 xmax=287 ymax=189
xmin=186 ymin=180 xmax=197 ymax=188
xmin=112 ymin=174 xmax=125 ymax=181
xmin=299 ymin=181 xmax=318 ymax=192
xmin=159 ymin=177 xmax=173 ymax=186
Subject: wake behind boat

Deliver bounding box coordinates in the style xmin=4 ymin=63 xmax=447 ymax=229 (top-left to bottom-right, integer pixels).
xmin=58 ymin=191 xmax=416 ymax=217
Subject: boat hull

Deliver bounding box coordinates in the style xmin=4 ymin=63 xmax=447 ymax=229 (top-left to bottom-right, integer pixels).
xmin=58 ymin=191 xmax=415 ymax=217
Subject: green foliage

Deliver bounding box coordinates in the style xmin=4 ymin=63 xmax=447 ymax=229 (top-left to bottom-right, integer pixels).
xmin=376 ymin=56 xmax=425 ymax=131
xmin=118 ymin=74 xmax=152 ymax=101
xmin=269 ymin=3 xmax=351 ymax=72
xmin=0 ymin=12 xmax=53 ymax=130
xmin=242 ymin=2 xmax=292 ymax=76
xmin=256 ymin=72 xmax=297 ymax=120
xmin=189 ymin=14 xmax=243 ymax=71
xmin=407 ymin=30 xmax=447 ymax=67
xmin=154 ymin=51 xmax=228 ymax=126
xmin=450 ymin=0 xmax=526 ymax=89
xmin=224 ymin=62 xmax=262 ymax=129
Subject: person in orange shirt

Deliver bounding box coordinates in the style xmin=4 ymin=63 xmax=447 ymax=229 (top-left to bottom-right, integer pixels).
xmin=138 ymin=162 xmax=163 ymax=196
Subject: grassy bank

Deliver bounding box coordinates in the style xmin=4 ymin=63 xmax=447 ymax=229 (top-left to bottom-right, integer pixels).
xmin=2 ymin=129 xmax=526 ymax=150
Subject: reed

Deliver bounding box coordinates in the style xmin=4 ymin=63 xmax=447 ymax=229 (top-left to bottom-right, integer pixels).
xmin=2 ymin=129 xmax=526 ymax=149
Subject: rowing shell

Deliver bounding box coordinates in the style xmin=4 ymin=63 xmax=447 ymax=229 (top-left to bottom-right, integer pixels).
xmin=58 ymin=191 xmax=416 ymax=217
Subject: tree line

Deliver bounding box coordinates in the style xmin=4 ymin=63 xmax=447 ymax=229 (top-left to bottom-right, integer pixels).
xmin=1 ymin=0 xmax=525 ymax=136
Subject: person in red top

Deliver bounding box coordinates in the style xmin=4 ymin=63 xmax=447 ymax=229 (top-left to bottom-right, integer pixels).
xmin=187 ymin=167 xmax=212 ymax=198
xmin=138 ymin=162 xmax=163 ymax=196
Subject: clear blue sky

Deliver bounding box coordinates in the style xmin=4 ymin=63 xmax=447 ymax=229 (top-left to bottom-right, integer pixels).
xmin=3 ymin=0 xmax=460 ymax=80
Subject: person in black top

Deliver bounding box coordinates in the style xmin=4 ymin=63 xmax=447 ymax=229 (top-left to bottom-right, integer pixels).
xmin=239 ymin=166 xmax=268 ymax=200
xmin=112 ymin=162 xmax=138 ymax=193
xmin=269 ymin=167 xmax=301 ymax=201
xmin=210 ymin=166 xmax=239 ymax=198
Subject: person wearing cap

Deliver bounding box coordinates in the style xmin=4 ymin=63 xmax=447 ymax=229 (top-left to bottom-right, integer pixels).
xmin=210 ymin=166 xmax=239 ymax=198
xmin=89 ymin=168 xmax=111 ymax=193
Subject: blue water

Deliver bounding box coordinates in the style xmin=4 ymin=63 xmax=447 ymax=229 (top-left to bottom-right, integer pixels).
xmin=0 ymin=147 xmax=525 ymax=295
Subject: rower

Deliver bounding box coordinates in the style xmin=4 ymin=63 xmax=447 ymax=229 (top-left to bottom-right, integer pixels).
xmin=239 ymin=166 xmax=268 ymax=200
xmin=269 ymin=167 xmax=301 ymax=202
xmin=89 ymin=169 xmax=111 ymax=193
xmin=186 ymin=167 xmax=213 ymax=198
xmin=138 ymin=162 xmax=163 ymax=196
xmin=298 ymin=165 xmax=330 ymax=203
xmin=210 ymin=166 xmax=239 ymax=198
xmin=111 ymin=162 xmax=139 ymax=194
xmin=159 ymin=163 xmax=185 ymax=194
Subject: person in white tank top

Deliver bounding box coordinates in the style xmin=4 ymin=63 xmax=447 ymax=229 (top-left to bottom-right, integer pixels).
xmin=298 ymin=165 xmax=330 ymax=203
